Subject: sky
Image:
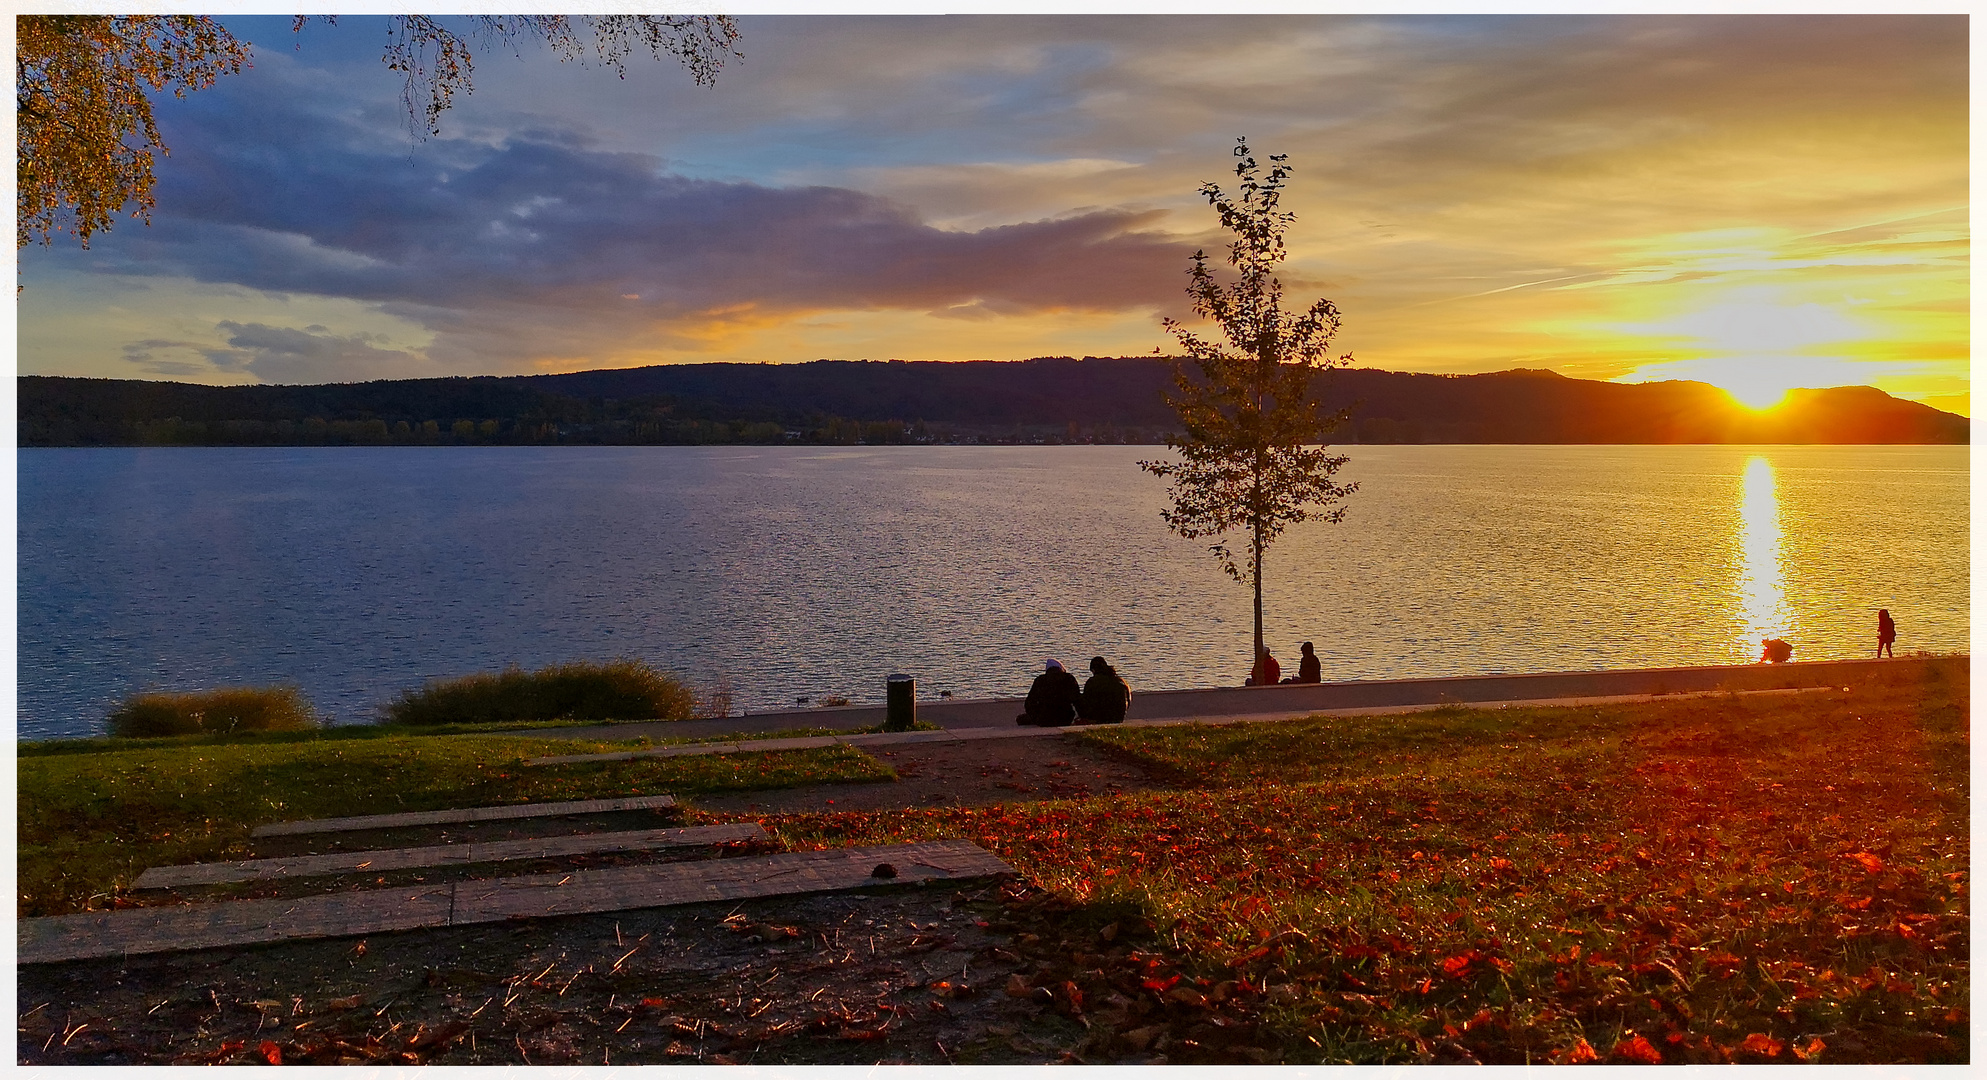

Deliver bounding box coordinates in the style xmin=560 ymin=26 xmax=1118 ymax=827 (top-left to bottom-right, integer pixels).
xmin=15 ymin=13 xmax=1971 ymax=414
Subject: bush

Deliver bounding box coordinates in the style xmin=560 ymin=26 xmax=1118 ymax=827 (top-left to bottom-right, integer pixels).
xmin=381 ymin=659 xmax=699 ymax=726
xmin=108 ymin=686 xmax=319 ymax=738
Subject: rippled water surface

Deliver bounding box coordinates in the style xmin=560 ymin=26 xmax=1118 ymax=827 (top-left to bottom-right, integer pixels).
xmin=18 ymin=444 xmax=1968 ymax=738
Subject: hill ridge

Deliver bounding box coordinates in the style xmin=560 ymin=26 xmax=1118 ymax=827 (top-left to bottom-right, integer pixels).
xmin=17 ymin=359 xmax=1968 ymax=445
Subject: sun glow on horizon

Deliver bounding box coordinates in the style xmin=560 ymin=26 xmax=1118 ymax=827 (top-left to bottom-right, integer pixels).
xmin=1608 ymin=290 xmax=1907 ymax=410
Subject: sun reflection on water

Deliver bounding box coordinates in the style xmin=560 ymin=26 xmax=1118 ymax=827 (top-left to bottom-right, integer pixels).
xmin=1735 ymin=455 xmax=1792 ymax=651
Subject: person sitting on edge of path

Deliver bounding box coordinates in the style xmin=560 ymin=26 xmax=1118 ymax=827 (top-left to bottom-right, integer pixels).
xmin=1016 ymin=658 xmax=1082 ymax=726
xmin=1877 ymin=609 xmax=1897 ymax=658
xmin=1292 ymin=641 xmax=1322 ymax=684
xmin=1080 ymin=656 xmax=1133 ymax=724
xmin=1247 ymin=647 xmax=1281 ymax=686
xmin=1759 ymin=637 xmax=1793 ymax=664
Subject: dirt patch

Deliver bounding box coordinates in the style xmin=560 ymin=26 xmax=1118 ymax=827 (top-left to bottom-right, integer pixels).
xmin=688 ymin=734 xmax=1184 ymax=816
xmin=17 ymin=882 xmax=1103 ymax=1066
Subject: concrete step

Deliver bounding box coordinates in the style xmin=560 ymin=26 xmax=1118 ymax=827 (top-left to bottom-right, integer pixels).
xmin=250 ymin=795 xmax=678 ymax=838
xmin=21 ymin=840 xmax=1014 ymax=965
xmin=135 ymin=823 xmax=767 ymax=891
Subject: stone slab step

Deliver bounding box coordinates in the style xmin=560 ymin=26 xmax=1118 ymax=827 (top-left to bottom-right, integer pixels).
xmin=135 ymin=823 xmax=767 ymax=891
xmin=20 ymin=840 xmax=1013 ymax=965
xmin=249 ymin=795 xmax=678 ymax=838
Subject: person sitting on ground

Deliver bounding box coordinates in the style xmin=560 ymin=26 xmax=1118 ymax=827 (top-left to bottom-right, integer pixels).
xmin=1759 ymin=637 xmax=1793 ymax=664
xmin=1247 ymin=647 xmax=1281 ymax=686
xmin=1016 ymin=658 xmax=1082 ymax=726
xmin=1876 ymin=609 xmax=1897 ymax=658
xmin=1294 ymin=641 xmax=1322 ymax=684
xmin=1080 ymin=656 xmax=1133 ymax=724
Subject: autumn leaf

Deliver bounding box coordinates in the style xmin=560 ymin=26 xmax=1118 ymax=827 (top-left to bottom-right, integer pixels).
xmin=1848 ymin=851 xmax=1886 ymax=873
xmin=1737 ymin=1032 xmax=1785 ymax=1059
xmin=1610 ymin=1033 xmax=1663 ymax=1064
xmin=1560 ymin=1038 xmax=1599 ymax=1064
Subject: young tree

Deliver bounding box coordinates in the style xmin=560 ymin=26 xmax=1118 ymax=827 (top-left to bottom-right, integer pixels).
xmin=17 ymin=15 xmax=740 ymax=249
xmin=1139 ymin=139 xmax=1358 ymax=667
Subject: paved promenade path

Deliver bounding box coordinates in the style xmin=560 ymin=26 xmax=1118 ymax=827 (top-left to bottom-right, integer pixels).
xmin=523 ymin=658 xmax=1881 ymax=766
xmin=530 ymin=658 xmax=1890 ymax=746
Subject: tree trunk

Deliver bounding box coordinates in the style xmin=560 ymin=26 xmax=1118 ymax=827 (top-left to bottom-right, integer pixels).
xmin=1252 ymin=533 xmax=1264 ymax=660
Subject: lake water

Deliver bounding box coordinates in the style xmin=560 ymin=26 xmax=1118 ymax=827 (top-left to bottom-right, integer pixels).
xmin=17 ymin=444 xmax=1969 ymax=739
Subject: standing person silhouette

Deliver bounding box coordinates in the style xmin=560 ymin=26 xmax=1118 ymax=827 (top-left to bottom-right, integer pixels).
xmin=1877 ymin=609 xmax=1897 ymax=658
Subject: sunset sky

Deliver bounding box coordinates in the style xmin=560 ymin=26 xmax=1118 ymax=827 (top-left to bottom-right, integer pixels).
xmin=16 ymin=14 xmax=1970 ymax=414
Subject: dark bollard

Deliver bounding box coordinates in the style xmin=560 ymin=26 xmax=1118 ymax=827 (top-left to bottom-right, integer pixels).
xmin=885 ymin=674 xmax=915 ymax=732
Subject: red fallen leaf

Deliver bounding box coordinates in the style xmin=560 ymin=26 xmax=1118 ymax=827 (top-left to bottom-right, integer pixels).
xmin=257 ymin=1041 xmax=283 ymax=1065
xmin=1848 ymin=852 xmax=1886 ymax=873
xmin=1792 ymin=1037 xmax=1826 ymax=1062
xmin=1738 ymin=1033 xmax=1785 ymax=1058
xmin=640 ymin=997 xmax=669 ymax=1008
xmin=1610 ymin=1033 xmax=1663 ymax=1064
xmin=1562 ymin=1038 xmax=1599 ymax=1064
xmin=1441 ymin=952 xmax=1477 ymax=978
xmin=1142 ymin=974 xmax=1181 ymax=993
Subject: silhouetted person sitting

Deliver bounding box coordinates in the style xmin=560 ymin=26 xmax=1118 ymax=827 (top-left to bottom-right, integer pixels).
xmin=1759 ymin=637 xmax=1793 ymax=664
xmin=1877 ymin=609 xmax=1897 ymax=658
xmin=1247 ymin=647 xmax=1280 ymax=686
xmin=1016 ymin=659 xmax=1082 ymax=726
xmin=1081 ymin=656 xmax=1133 ymax=724
xmin=1294 ymin=641 xmax=1322 ymax=684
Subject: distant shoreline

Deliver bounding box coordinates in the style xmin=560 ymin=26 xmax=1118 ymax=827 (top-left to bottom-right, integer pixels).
xmin=19 ymin=362 xmax=1968 ymax=446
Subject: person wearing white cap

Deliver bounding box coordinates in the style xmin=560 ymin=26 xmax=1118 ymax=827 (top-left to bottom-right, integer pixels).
xmin=1015 ymin=658 xmax=1082 ymax=726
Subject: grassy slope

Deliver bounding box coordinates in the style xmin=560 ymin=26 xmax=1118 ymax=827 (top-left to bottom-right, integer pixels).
xmin=18 ymin=730 xmax=892 ymax=919
xmin=758 ymin=657 xmax=1968 ymax=1064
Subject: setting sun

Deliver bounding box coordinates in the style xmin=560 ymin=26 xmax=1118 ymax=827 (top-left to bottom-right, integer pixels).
xmin=1608 ymin=290 xmax=1908 ymax=410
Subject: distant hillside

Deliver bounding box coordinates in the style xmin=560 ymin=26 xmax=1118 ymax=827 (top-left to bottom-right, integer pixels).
xmin=18 ymin=359 xmax=1968 ymax=446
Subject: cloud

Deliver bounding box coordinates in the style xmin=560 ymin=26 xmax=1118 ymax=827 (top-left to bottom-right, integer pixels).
xmin=120 ymin=339 xmax=223 ymax=379
xmin=17 ymin=13 xmax=1967 ymax=392
xmin=206 ymin=321 xmax=429 ymax=383
xmin=49 ymin=71 xmax=1195 ymax=375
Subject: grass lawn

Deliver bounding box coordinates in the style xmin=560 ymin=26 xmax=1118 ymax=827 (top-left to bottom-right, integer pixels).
xmin=17 ymin=729 xmax=893 ymax=919
xmin=756 ymin=657 xmax=1968 ymax=1064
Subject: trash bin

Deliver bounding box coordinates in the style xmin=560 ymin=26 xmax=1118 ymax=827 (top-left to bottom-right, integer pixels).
xmin=884 ymin=674 xmax=915 ymax=732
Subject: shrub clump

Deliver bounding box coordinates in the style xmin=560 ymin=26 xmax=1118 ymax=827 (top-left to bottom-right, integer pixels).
xmin=382 ymin=659 xmax=699 ymax=726
xmin=108 ymin=686 xmax=319 ymax=738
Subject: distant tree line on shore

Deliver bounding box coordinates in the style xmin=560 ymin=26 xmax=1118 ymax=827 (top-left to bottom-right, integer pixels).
xmin=18 ymin=357 xmax=1968 ymax=447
